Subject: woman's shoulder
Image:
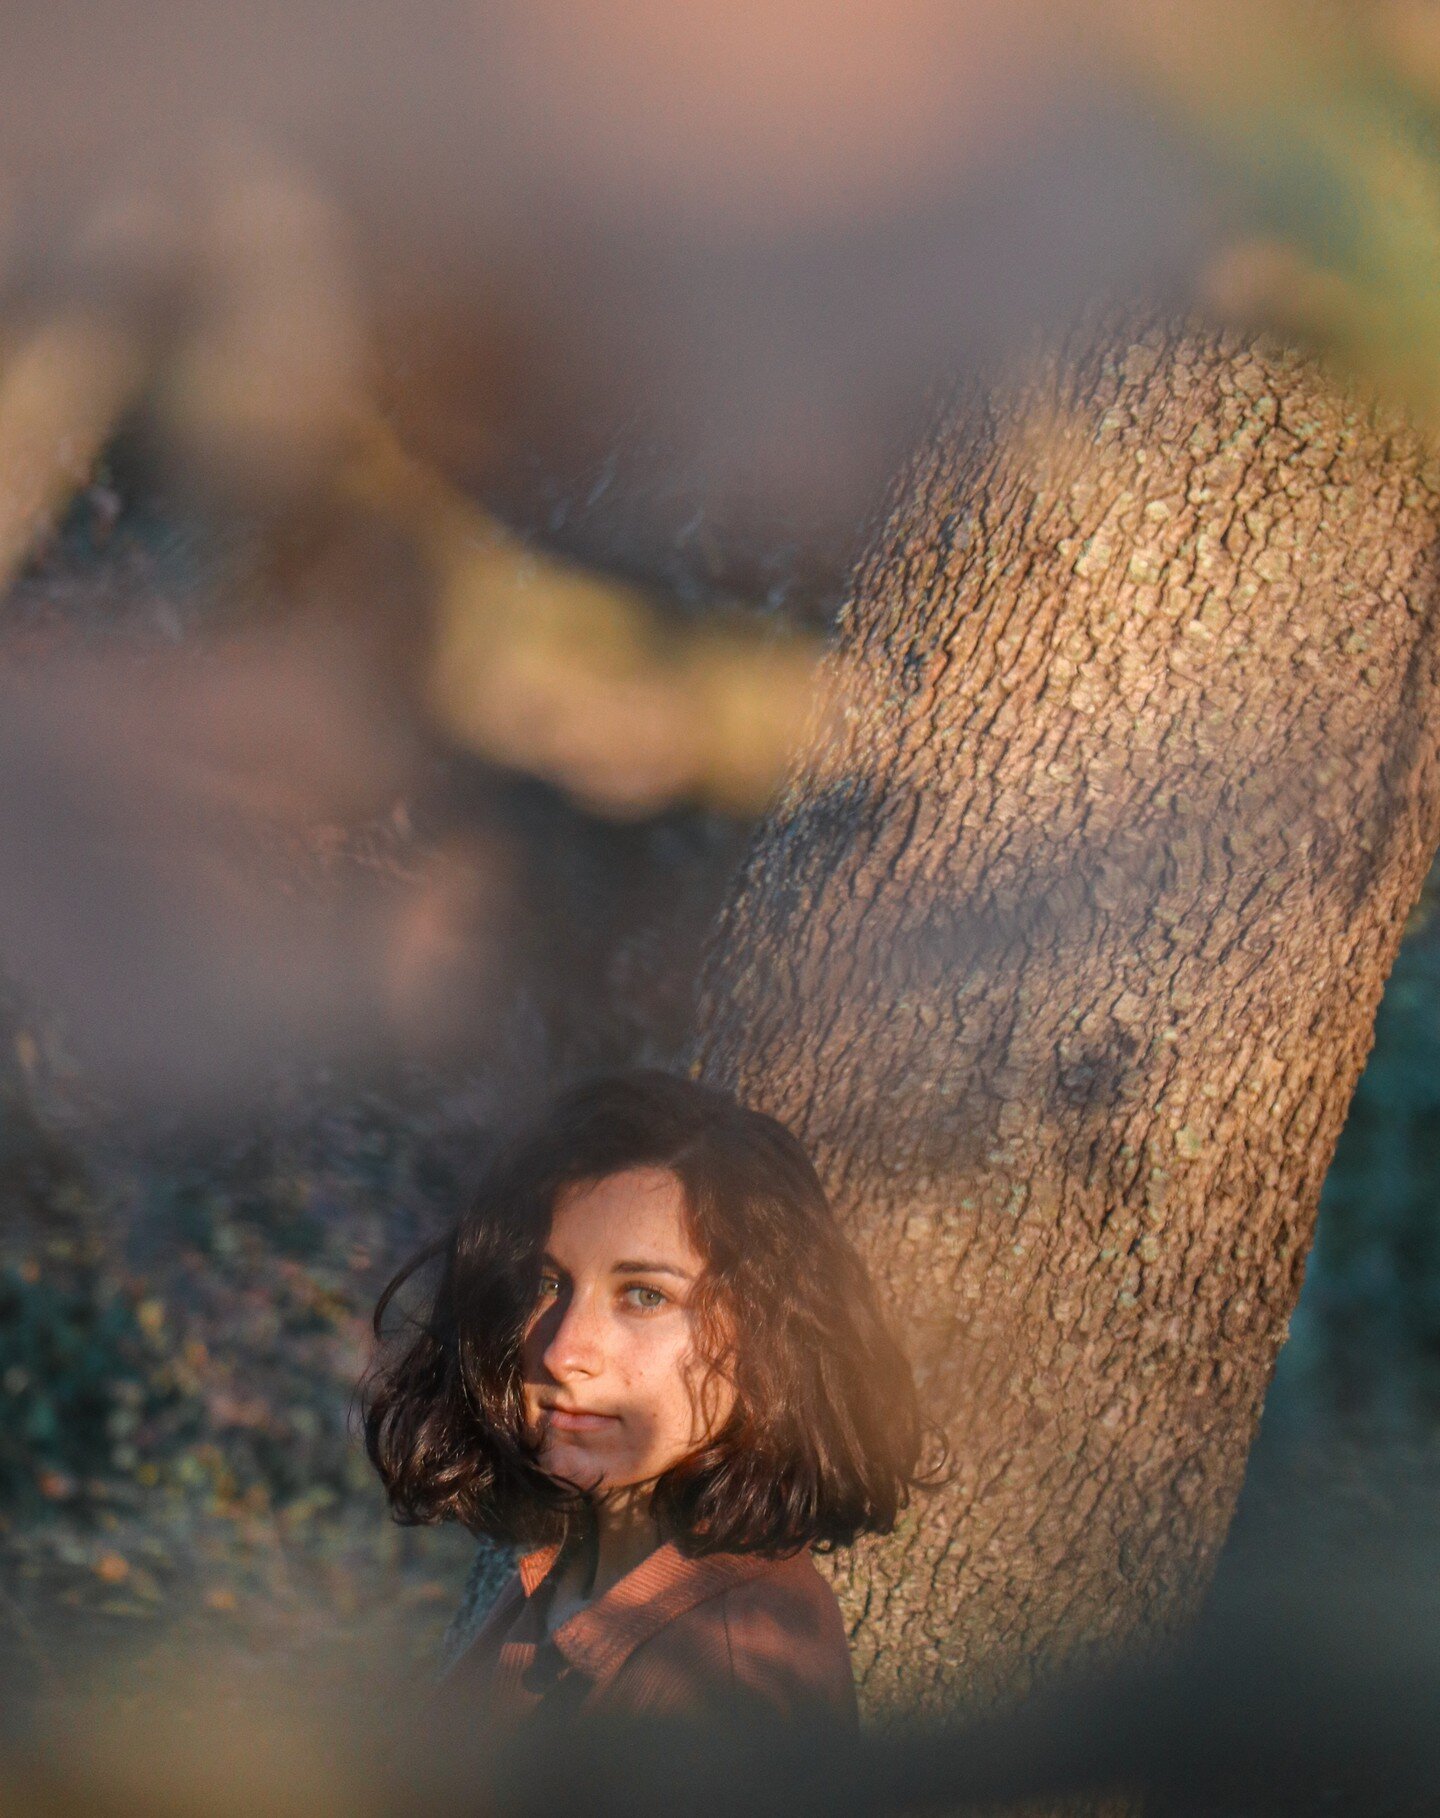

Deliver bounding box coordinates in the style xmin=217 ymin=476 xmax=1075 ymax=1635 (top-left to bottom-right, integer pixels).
xmin=628 ymin=1549 xmax=858 ymax=1724
xmin=718 ymin=1548 xmax=847 ymax=1625
xmin=718 ymin=1552 xmax=855 ymax=1676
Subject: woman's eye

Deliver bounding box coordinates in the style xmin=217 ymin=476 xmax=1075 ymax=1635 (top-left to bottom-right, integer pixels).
xmin=622 ymin=1284 xmax=669 ymax=1311
xmin=536 ymin=1274 xmax=560 ymax=1299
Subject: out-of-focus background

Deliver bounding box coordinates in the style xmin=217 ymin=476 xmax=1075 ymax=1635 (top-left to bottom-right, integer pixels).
xmin=1 ymin=0 xmax=1440 ymax=1802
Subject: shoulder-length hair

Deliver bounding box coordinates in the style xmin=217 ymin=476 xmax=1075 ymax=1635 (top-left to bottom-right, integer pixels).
xmin=361 ymin=1068 xmax=938 ymax=1556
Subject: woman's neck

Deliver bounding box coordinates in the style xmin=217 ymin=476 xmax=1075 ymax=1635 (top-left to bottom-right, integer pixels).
xmin=545 ymin=1487 xmax=663 ymax=1637
xmin=588 ymin=1484 xmax=662 ymax=1601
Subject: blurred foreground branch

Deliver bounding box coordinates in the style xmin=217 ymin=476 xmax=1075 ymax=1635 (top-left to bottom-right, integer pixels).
xmin=0 ymin=313 xmax=147 ymax=593
xmin=343 ymin=419 xmax=823 ymax=817
xmin=0 ymin=156 xmax=822 ymax=821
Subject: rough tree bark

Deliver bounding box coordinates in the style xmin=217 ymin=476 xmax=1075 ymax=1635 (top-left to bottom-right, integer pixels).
xmin=691 ymin=313 xmax=1440 ymax=1719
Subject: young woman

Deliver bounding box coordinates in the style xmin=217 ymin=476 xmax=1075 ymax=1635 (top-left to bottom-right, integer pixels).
xmin=362 ymin=1069 xmax=935 ymax=1731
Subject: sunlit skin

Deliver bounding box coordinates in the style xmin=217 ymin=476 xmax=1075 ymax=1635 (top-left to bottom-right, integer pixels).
xmin=520 ymin=1166 xmax=736 ymax=1619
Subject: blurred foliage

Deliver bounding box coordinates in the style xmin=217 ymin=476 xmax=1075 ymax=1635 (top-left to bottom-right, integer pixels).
xmin=0 ymin=1080 xmax=481 ymax=1698
xmin=0 ymin=1251 xmax=195 ymax=1510
xmin=1276 ymin=852 xmax=1440 ymax=1416
xmin=1102 ymin=0 xmax=1440 ymax=436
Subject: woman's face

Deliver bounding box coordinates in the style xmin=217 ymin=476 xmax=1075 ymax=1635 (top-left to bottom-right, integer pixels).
xmin=520 ymin=1166 xmax=734 ymax=1497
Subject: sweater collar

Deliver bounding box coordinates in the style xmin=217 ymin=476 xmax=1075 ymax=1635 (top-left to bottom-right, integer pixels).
xmin=515 ymin=1537 xmax=774 ymax=1688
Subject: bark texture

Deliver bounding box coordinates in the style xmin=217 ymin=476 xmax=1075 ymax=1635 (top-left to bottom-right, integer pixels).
xmin=692 ymin=316 xmax=1440 ymax=1718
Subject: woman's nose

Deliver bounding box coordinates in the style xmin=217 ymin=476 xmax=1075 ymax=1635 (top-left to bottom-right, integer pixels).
xmin=540 ymin=1291 xmax=606 ymax=1381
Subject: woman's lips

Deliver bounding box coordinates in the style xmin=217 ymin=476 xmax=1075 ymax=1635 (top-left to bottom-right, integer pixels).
xmin=543 ymin=1407 xmax=620 ymax=1433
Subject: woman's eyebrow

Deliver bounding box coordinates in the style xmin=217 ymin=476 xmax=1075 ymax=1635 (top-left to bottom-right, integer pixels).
xmin=611 ymin=1258 xmax=694 ymax=1279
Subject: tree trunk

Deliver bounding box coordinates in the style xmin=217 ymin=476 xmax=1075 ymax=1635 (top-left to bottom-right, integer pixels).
xmin=692 ymin=314 xmax=1440 ymax=1719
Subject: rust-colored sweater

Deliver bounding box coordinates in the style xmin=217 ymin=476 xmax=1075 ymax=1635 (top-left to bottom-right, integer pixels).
xmin=439 ymin=1538 xmax=859 ymax=1730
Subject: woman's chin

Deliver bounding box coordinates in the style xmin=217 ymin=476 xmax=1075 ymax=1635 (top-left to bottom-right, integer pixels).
xmin=540 ymin=1438 xmax=620 ymax=1492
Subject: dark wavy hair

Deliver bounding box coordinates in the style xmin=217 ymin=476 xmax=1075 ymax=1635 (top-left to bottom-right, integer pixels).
xmin=361 ymin=1068 xmax=940 ymax=1557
